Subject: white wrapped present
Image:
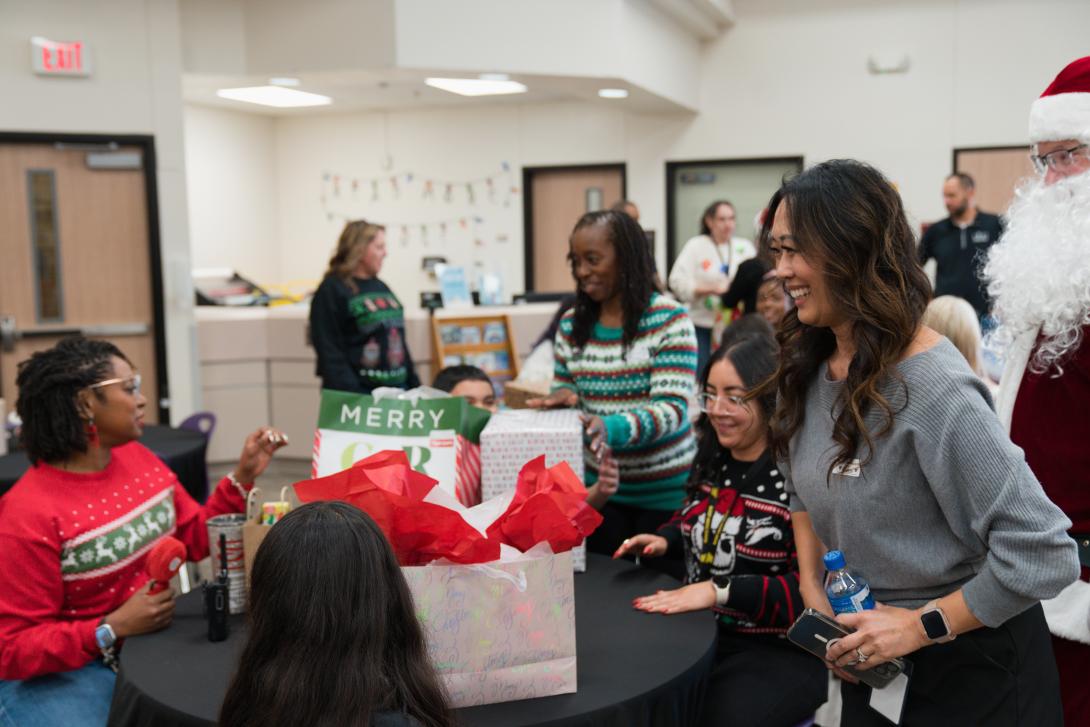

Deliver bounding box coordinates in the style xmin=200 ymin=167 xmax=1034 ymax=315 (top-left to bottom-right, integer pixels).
xmin=481 ymin=409 xmax=588 ymax=571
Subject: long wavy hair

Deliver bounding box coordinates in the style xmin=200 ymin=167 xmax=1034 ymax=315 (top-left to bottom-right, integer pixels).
xmin=323 ymin=219 xmax=384 ymax=293
xmin=689 ymin=327 xmax=778 ymax=495
xmin=568 ymin=210 xmax=656 ymax=352
xmin=762 ymin=160 xmax=931 ymax=477
xmin=219 ymin=501 xmax=454 ymax=727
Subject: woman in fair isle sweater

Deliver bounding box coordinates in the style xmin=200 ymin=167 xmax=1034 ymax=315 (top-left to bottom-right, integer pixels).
xmin=530 ymin=210 xmax=698 ymax=556
xmin=0 ymin=337 xmax=287 ymax=725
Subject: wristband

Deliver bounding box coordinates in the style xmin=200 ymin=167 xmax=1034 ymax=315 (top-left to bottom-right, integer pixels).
xmin=713 ymin=579 xmax=731 ymax=607
xmin=226 ymin=472 xmax=251 ymax=499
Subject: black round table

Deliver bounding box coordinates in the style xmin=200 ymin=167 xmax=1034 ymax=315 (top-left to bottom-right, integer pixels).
xmin=0 ymin=424 xmax=209 ymax=502
xmin=108 ymin=554 xmax=717 ymax=727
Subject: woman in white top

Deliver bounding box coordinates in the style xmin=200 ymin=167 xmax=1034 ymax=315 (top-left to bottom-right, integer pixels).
xmin=669 ymin=200 xmax=757 ymax=374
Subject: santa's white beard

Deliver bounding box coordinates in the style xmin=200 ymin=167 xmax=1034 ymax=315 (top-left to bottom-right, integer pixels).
xmin=984 ymin=171 xmax=1090 ymax=374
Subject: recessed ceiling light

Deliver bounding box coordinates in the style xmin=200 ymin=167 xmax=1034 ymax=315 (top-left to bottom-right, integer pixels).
xmin=598 ymin=88 xmax=629 ymax=99
xmin=425 ymin=77 xmax=527 ymax=97
xmin=216 ymin=86 xmax=332 ymax=108
xmin=268 ymin=77 xmax=301 ymax=87
xmin=478 ymin=72 xmax=510 ymax=82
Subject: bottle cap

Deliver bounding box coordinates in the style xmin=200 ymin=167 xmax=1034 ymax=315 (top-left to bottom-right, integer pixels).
xmin=823 ymin=550 xmax=846 ymax=570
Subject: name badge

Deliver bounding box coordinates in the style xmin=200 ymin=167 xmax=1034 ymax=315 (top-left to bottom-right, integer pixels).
xmin=831 ymin=459 xmax=862 ymax=478
xmin=971 ymin=230 xmax=990 ymax=244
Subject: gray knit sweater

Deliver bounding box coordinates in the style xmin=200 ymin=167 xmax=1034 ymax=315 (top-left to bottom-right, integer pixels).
xmin=783 ymin=338 xmax=1078 ymax=627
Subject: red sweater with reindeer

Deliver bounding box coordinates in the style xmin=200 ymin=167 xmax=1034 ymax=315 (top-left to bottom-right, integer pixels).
xmin=0 ymin=442 xmax=246 ymax=680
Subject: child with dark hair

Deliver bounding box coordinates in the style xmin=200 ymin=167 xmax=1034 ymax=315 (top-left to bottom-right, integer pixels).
xmin=220 ymin=501 xmax=454 ymax=727
xmin=529 ymin=210 xmax=698 ymax=556
xmin=432 ymin=365 xmax=497 ymax=413
xmin=0 ymin=337 xmax=287 ymax=725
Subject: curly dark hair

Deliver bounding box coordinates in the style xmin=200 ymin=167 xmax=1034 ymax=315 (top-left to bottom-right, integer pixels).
xmin=568 ymin=210 xmax=657 ymax=352
xmin=15 ymin=337 xmax=128 ymax=465
xmin=760 ymin=159 xmax=931 ymax=478
xmin=689 ymin=329 xmax=778 ymax=496
xmin=219 ymin=501 xmax=455 ymax=727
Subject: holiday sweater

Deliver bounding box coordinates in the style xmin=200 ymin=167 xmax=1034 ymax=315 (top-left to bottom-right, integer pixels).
xmin=667 ymin=235 xmax=757 ymax=328
xmin=309 ymin=275 xmax=420 ymax=394
xmin=658 ymin=450 xmax=805 ymax=635
xmin=0 ymin=442 xmax=247 ymax=680
xmin=552 ymin=295 xmax=697 ymax=511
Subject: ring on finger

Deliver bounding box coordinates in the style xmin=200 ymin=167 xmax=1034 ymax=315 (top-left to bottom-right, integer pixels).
xmin=855 ymin=648 xmax=869 ymax=664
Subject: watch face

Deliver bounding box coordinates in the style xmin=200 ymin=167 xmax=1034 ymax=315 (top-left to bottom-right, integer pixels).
xmin=921 ymin=609 xmax=948 ymax=640
xmin=95 ymin=624 xmax=115 ymax=649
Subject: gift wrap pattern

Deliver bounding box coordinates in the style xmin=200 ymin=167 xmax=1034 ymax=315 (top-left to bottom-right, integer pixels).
xmin=403 ymin=551 xmax=577 ymax=707
xmin=481 ymin=409 xmax=587 ymax=571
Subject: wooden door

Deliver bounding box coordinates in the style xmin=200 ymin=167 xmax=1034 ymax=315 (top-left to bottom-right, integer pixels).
xmin=954 ymin=147 xmax=1035 ymax=217
xmin=0 ymin=143 xmax=160 ymax=422
xmin=527 ymin=166 xmax=624 ymax=292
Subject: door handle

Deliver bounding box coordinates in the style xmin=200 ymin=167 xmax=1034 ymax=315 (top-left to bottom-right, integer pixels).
xmin=0 ymin=316 xmax=148 ymax=352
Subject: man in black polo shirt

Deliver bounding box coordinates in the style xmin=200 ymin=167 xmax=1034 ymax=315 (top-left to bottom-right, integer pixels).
xmin=919 ymin=172 xmax=1004 ymax=319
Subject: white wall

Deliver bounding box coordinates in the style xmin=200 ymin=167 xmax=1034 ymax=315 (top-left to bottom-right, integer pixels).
xmin=0 ymin=0 xmax=199 ymax=422
xmin=187 ymin=0 xmax=1090 ymax=298
xmin=184 ymin=105 xmax=279 ymax=284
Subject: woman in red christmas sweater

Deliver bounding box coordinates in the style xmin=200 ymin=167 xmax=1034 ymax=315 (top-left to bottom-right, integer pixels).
xmin=0 ymin=337 xmax=287 ymax=725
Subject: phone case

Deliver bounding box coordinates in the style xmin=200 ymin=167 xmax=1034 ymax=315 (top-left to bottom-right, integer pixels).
xmin=787 ymin=608 xmax=906 ymax=689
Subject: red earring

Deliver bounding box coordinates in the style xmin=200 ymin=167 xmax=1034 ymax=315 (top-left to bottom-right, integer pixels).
xmin=86 ymin=419 xmax=99 ymax=446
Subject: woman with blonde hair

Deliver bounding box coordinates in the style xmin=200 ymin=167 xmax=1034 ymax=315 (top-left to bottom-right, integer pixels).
xmin=309 ymin=220 xmax=419 ymax=393
xmin=922 ymin=295 xmax=985 ymax=377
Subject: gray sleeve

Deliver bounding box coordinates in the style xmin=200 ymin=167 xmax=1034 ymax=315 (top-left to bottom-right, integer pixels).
xmin=913 ymin=373 xmax=1078 ymax=627
xmin=776 ymin=454 xmax=808 ymax=513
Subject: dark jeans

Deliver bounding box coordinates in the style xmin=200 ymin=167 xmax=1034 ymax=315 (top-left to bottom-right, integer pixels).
xmin=700 ymin=631 xmax=826 ymax=727
xmin=586 ymin=501 xmax=684 ymax=580
xmin=840 ymin=603 xmax=1062 ymax=726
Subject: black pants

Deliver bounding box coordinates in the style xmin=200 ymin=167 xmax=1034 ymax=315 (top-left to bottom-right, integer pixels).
xmin=841 ymin=603 xmax=1062 ymax=726
xmin=701 ymin=631 xmax=827 ymax=727
xmin=586 ymin=501 xmax=684 ymax=580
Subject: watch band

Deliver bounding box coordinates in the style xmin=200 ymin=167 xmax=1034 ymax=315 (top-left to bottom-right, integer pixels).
xmin=713 ymin=579 xmax=731 ymax=607
xmin=920 ymin=599 xmax=956 ymax=643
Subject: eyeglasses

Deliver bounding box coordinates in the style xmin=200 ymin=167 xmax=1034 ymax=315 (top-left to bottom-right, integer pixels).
xmin=1030 ymin=144 xmax=1089 ymax=175
xmin=90 ymin=373 xmax=142 ymax=396
xmin=697 ymin=391 xmax=748 ymax=413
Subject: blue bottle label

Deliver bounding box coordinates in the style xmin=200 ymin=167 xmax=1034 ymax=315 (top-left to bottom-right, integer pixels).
xmin=828 ymin=585 xmax=875 ymax=614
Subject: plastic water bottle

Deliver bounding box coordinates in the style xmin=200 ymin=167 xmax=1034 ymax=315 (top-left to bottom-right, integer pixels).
xmin=823 ymin=550 xmax=875 ymax=614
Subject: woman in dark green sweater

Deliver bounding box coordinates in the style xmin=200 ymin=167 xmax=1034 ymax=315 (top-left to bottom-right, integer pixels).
xmin=308 ymin=220 xmax=419 ymax=394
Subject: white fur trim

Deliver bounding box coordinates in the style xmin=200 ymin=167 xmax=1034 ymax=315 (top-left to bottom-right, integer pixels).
xmin=1042 ymin=579 xmax=1090 ymax=645
xmin=995 ymin=328 xmax=1037 ymax=432
xmin=1029 ymin=93 xmax=1090 ymax=143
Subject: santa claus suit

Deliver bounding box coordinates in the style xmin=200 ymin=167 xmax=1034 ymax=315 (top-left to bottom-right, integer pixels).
xmin=993 ymin=55 xmax=1090 ymax=726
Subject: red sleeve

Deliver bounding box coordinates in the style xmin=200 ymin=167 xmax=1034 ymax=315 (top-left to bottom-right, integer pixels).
xmin=0 ymin=523 xmax=99 ymax=679
xmin=173 ymin=476 xmax=247 ymax=562
xmin=714 ymin=570 xmax=806 ymax=629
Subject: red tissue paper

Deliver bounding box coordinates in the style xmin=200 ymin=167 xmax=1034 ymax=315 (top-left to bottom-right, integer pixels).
xmin=486 ymin=455 xmax=603 ymax=554
xmin=294 ymin=450 xmax=603 ymax=566
xmin=294 ymin=450 xmax=498 ymax=566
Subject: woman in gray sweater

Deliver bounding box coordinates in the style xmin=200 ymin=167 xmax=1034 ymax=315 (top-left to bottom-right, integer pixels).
xmin=763 ymin=159 xmax=1078 ymax=725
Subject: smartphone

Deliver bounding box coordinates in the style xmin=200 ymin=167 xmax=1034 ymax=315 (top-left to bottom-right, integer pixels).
xmin=787 ymin=608 xmax=906 ymax=689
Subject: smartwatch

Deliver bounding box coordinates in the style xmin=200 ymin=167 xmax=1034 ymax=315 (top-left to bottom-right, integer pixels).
xmin=920 ymin=600 xmax=956 ymax=643
xmin=95 ymin=621 xmax=117 ymax=650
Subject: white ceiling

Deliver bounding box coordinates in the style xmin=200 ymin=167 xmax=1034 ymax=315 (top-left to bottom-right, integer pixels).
xmin=182 ymin=68 xmax=695 ymax=116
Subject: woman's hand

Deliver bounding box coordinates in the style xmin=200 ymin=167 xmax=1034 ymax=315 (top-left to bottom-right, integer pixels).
xmin=585 ymin=449 xmax=619 ymax=510
xmin=633 ymin=582 xmax=715 ymax=615
xmin=526 ymin=389 xmax=578 ymax=409
xmin=233 ymin=427 xmax=289 ymax=485
xmin=825 ymin=603 xmax=928 ymax=672
xmin=581 ymin=414 xmax=607 ymax=459
xmin=104 ymin=582 xmax=176 ymax=639
xmin=613 ymin=533 xmax=668 ymax=559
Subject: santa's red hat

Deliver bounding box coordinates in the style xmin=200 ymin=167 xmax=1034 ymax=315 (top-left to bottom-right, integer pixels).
xmin=1030 ymin=56 xmax=1090 ymax=144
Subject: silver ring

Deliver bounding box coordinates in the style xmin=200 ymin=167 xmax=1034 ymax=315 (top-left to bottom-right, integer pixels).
xmin=855 ymin=648 xmax=869 ymax=664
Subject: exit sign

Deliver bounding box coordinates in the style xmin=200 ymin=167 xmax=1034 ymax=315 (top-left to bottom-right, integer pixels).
xmin=31 ymin=36 xmax=92 ymax=77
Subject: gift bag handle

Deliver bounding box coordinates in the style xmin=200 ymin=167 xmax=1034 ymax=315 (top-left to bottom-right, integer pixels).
xmin=462 ymin=564 xmax=527 ymax=593
xmin=247 ymin=487 xmax=294 ymax=522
